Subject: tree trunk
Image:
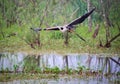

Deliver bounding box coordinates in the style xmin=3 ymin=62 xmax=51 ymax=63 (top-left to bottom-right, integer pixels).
xmin=100 ymin=0 xmax=110 ymax=44
xmin=100 ymin=0 xmax=112 ymax=27
xmin=87 ymin=0 xmax=92 ymax=32
xmin=64 ymin=31 xmax=69 ymax=46
xmin=92 ymin=24 xmax=100 ymax=38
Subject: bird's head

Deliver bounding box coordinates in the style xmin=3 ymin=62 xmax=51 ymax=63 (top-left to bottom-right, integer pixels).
xmin=58 ymin=26 xmax=68 ymax=33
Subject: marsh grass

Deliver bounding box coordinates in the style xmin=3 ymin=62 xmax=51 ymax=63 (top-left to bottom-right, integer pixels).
xmin=0 ymin=0 xmax=120 ymax=54
xmin=0 ymin=24 xmax=120 ymax=54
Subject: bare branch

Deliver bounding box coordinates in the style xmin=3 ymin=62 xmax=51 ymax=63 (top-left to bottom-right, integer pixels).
xmin=39 ymin=0 xmax=50 ymax=27
xmin=104 ymin=32 xmax=120 ymax=48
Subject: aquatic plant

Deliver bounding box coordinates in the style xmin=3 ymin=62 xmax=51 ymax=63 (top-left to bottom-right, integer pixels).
xmin=51 ymin=66 xmax=61 ymax=74
xmin=43 ymin=67 xmax=52 ymax=73
xmin=77 ymin=63 xmax=87 ymax=72
xmin=67 ymin=68 xmax=73 ymax=75
xmin=13 ymin=64 xmax=19 ymax=72
xmin=34 ymin=67 xmax=41 ymax=73
xmin=43 ymin=66 xmax=60 ymax=74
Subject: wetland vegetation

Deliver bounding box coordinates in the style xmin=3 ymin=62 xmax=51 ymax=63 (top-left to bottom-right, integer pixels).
xmin=0 ymin=0 xmax=120 ymax=54
xmin=0 ymin=0 xmax=120 ymax=83
xmin=0 ymin=53 xmax=120 ymax=82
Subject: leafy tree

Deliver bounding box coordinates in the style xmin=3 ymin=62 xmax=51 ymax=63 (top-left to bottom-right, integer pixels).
xmin=0 ymin=0 xmax=17 ymax=27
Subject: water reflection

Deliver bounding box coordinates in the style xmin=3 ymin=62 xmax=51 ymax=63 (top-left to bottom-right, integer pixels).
xmin=0 ymin=53 xmax=120 ymax=83
xmin=0 ymin=53 xmax=120 ymax=74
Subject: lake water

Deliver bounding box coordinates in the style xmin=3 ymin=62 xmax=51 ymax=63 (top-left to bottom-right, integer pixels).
xmin=0 ymin=76 xmax=119 ymax=84
xmin=0 ymin=52 xmax=120 ymax=84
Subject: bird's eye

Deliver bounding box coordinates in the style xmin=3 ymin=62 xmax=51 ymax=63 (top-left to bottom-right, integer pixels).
xmin=61 ymin=27 xmax=63 ymax=30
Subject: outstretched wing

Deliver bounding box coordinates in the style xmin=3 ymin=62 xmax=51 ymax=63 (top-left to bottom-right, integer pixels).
xmin=68 ymin=8 xmax=95 ymax=27
xmin=43 ymin=27 xmax=60 ymax=31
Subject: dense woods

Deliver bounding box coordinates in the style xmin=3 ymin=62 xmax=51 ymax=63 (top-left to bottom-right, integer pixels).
xmin=0 ymin=0 xmax=120 ymax=52
xmin=0 ymin=0 xmax=120 ymax=28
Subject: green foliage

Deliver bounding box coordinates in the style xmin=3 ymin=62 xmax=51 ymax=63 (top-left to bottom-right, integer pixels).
xmin=43 ymin=67 xmax=52 ymax=73
xmin=13 ymin=64 xmax=19 ymax=72
xmin=77 ymin=63 xmax=88 ymax=72
xmin=51 ymin=66 xmax=60 ymax=74
xmin=109 ymin=1 xmax=120 ymax=25
xmin=0 ymin=0 xmax=119 ymax=28
xmin=50 ymin=32 xmax=63 ymax=39
xmin=67 ymin=68 xmax=73 ymax=75
xmin=0 ymin=0 xmax=17 ymax=27
xmin=43 ymin=66 xmax=60 ymax=74
xmin=0 ymin=0 xmax=120 ymax=53
xmin=70 ymin=0 xmax=87 ymax=17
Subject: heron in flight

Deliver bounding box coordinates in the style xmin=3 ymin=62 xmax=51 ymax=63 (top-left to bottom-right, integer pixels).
xmin=43 ymin=8 xmax=95 ymax=41
xmin=31 ymin=8 xmax=95 ymax=42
